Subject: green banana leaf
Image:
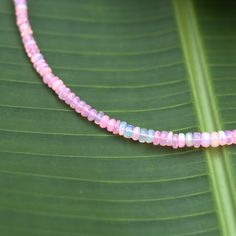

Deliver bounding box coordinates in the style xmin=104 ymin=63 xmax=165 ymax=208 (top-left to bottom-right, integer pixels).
xmin=0 ymin=0 xmax=236 ymax=235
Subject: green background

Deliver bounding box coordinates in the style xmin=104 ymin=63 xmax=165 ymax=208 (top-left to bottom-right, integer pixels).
xmin=0 ymin=0 xmax=236 ymax=235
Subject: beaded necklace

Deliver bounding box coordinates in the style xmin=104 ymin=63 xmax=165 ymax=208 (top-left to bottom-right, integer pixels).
xmin=13 ymin=0 xmax=236 ymax=149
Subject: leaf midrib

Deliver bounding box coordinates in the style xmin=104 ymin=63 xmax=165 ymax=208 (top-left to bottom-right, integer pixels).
xmin=173 ymin=1 xmax=236 ymax=236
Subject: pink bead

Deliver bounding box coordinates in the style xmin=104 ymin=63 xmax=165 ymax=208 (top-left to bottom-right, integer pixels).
xmin=48 ymin=76 xmax=58 ymax=88
xmin=75 ymin=101 xmax=86 ymax=113
xmin=225 ymin=130 xmax=233 ymax=145
xmin=42 ymin=73 xmax=53 ymax=85
xmin=99 ymin=115 xmax=110 ymax=129
xmin=87 ymin=109 xmax=97 ymax=121
xmin=233 ymin=130 xmax=236 ymax=144
xmin=70 ymin=96 xmax=80 ymax=109
xmin=39 ymin=66 xmax=52 ymax=77
xmin=81 ymin=104 xmax=91 ymax=117
xmin=178 ymin=133 xmax=186 ymax=148
xmin=132 ymin=127 xmax=140 ymax=141
xmin=166 ymin=132 xmax=173 ymax=146
xmin=153 ymin=131 xmax=161 ymax=145
xmin=211 ymin=132 xmax=219 ymax=147
xmin=160 ymin=131 xmax=168 ymax=146
xmin=65 ymin=92 xmax=75 ymax=105
xmin=201 ymin=132 xmax=210 ymax=147
xmin=55 ymin=83 xmax=66 ymax=94
xmin=52 ymin=78 xmax=62 ymax=91
xmin=172 ymin=134 xmax=179 ymax=149
xmin=113 ymin=120 xmax=121 ymax=135
xmin=218 ymin=131 xmax=227 ymax=146
xmin=107 ymin=119 xmax=116 ymax=132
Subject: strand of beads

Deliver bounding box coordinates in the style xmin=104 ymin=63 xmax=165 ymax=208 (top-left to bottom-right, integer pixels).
xmin=14 ymin=0 xmax=236 ymax=149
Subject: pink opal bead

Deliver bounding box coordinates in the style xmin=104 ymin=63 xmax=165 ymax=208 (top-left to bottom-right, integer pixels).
xmin=201 ymin=132 xmax=210 ymax=147
xmin=185 ymin=133 xmax=193 ymax=147
xmin=64 ymin=92 xmax=75 ymax=105
xmin=113 ymin=120 xmax=121 ymax=135
xmin=193 ymin=132 xmax=201 ymax=148
xmin=70 ymin=96 xmax=80 ymax=109
xmin=132 ymin=127 xmax=140 ymax=141
xmin=47 ymin=76 xmax=58 ymax=88
xmin=52 ymin=78 xmax=62 ymax=91
xmin=81 ymin=104 xmax=91 ymax=117
xmin=55 ymin=83 xmax=66 ymax=95
xmin=153 ymin=131 xmax=161 ymax=145
xmin=172 ymin=134 xmax=179 ymax=149
xmin=218 ymin=131 xmax=227 ymax=146
xmin=39 ymin=66 xmax=52 ymax=77
xmin=211 ymin=132 xmax=219 ymax=147
xmin=42 ymin=73 xmax=53 ymax=85
xmin=99 ymin=115 xmax=110 ymax=129
xmin=160 ymin=131 xmax=168 ymax=146
xmin=225 ymin=130 xmax=233 ymax=145
xmin=178 ymin=133 xmax=186 ymax=148
xmin=107 ymin=119 xmax=116 ymax=132
xmin=233 ymin=130 xmax=236 ymax=144
xmin=75 ymin=100 xmax=86 ymax=113
xmin=87 ymin=109 xmax=97 ymax=121
xmin=166 ymin=131 xmax=173 ymax=146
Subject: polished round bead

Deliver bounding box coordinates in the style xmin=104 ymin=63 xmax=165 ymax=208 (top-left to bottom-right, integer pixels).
xmin=124 ymin=125 xmax=134 ymax=139
xmin=113 ymin=120 xmax=121 ymax=135
xmin=160 ymin=131 xmax=168 ymax=146
xmin=58 ymin=88 xmax=71 ymax=101
xmin=132 ymin=127 xmax=140 ymax=141
xmin=107 ymin=119 xmax=116 ymax=132
xmin=99 ymin=115 xmax=110 ymax=129
xmin=211 ymin=132 xmax=219 ymax=147
xmin=75 ymin=100 xmax=86 ymax=113
xmin=166 ymin=131 xmax=173 ymax=146
xmin=153 ymin=131 xmax=161 ymax=145
xmin=81 ymin=104 xmax=91 ymax=117
xmin=87 ymin=109 xmax=97 ymax=122
xmin=118 ymin=121 xmax=127 ymax=136
xmin=193 ymin=132 xmax=201 ymax=148
xmin=178 ymin=133 xmax=186 ymax=148
xmin=94 ymin=111 xmax=104 ymax=125
xmin=146 ymin=129 xmax=155 ymax=143
xmin=52 ymin=78 xmax=62 ymax=91
xmin=65 ymin=92 xmax=75 ymax=105
xmin=218 ymin=131 xmax=227 ymax=146
xmin=185 ymin=132 xmax=193 ymax=147
xmin=139 ymin=128 xmax=147 ymax=143
xmin=233 ymin=130 xmax=236 ymax=144
xmin=201 ymin=132 xmax=210 ymax=147
xmin=70 ymin=96 xmax=80 ymax=109
xmin=225 ymin=130 xmax=233 ymax=145
xmin=172 ymin=134 xmax=179 ymax=149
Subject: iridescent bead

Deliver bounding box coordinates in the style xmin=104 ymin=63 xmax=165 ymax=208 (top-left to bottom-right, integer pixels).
xmin=201 ymin=132 xmax=210 ymax=147
xmin=52 ymin=78 xmax=63 ymax=91
xmin=94 ymin=111 xmax=104 ymax=125
xmin=153 ymin=131 xmax=161 ymax=145
xmin=185 ymin=132 xmax=193 ymax=147
xmin=75 ymin=100 xmax=86 ymax=113
xmin=58 ymin=87 xmax=71 ymax=101
xmin=113 ymin=120 xmax=121 ymax=135
xmin=172 ymin=134 xmax=179 ymax=149
xmin=70 ymin=96 xmax=80 ymax=109
xmin=146 ymin=129 xmax=155 ymax=143
xmin=107 ymin=119 xmax=116 ymax=132
xmin=193 ymin=132 xmax=201 ymax=148
xmin=124 ymin=125 xmax=134 ymax=139
xmin=218 ymin=131 xmax=227 ymax=146
xmin=225 ymin=130 xmax=233 ymax=145
xmin=139 ymin=128 xmax=147 ymax=143
xmin=160 ymin=131 xmax=168 ymax=146
xmin=65 ymin=92 xmax=75 ymax=105
xmin=118 ymin=121 xmax=127 ymax=136
xmin=233 ymin=130 xmax=236 ymax=144
xmin=211 ymin=132 xmax=219 ymax=147
xmin=132 ymin=127 xmax=140 ymax=141
xmin=166 ymin=131 xmax=173 ymax=146
xmin=178 ymin=133 xmax=186 ymax=148
xmin=99 ymin=115 xmax=110 ymax=128
xmin=87 ymin=109 xmax=97 ymax=122
xmin=81 ymin=104 xmax=91 ymax=117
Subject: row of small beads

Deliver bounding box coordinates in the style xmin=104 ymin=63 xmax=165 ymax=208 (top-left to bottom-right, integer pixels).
xmin=14 ymin=0 xmax=236 ymax=149
xmin=118 ymin=125 xmax=236 ymax=148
